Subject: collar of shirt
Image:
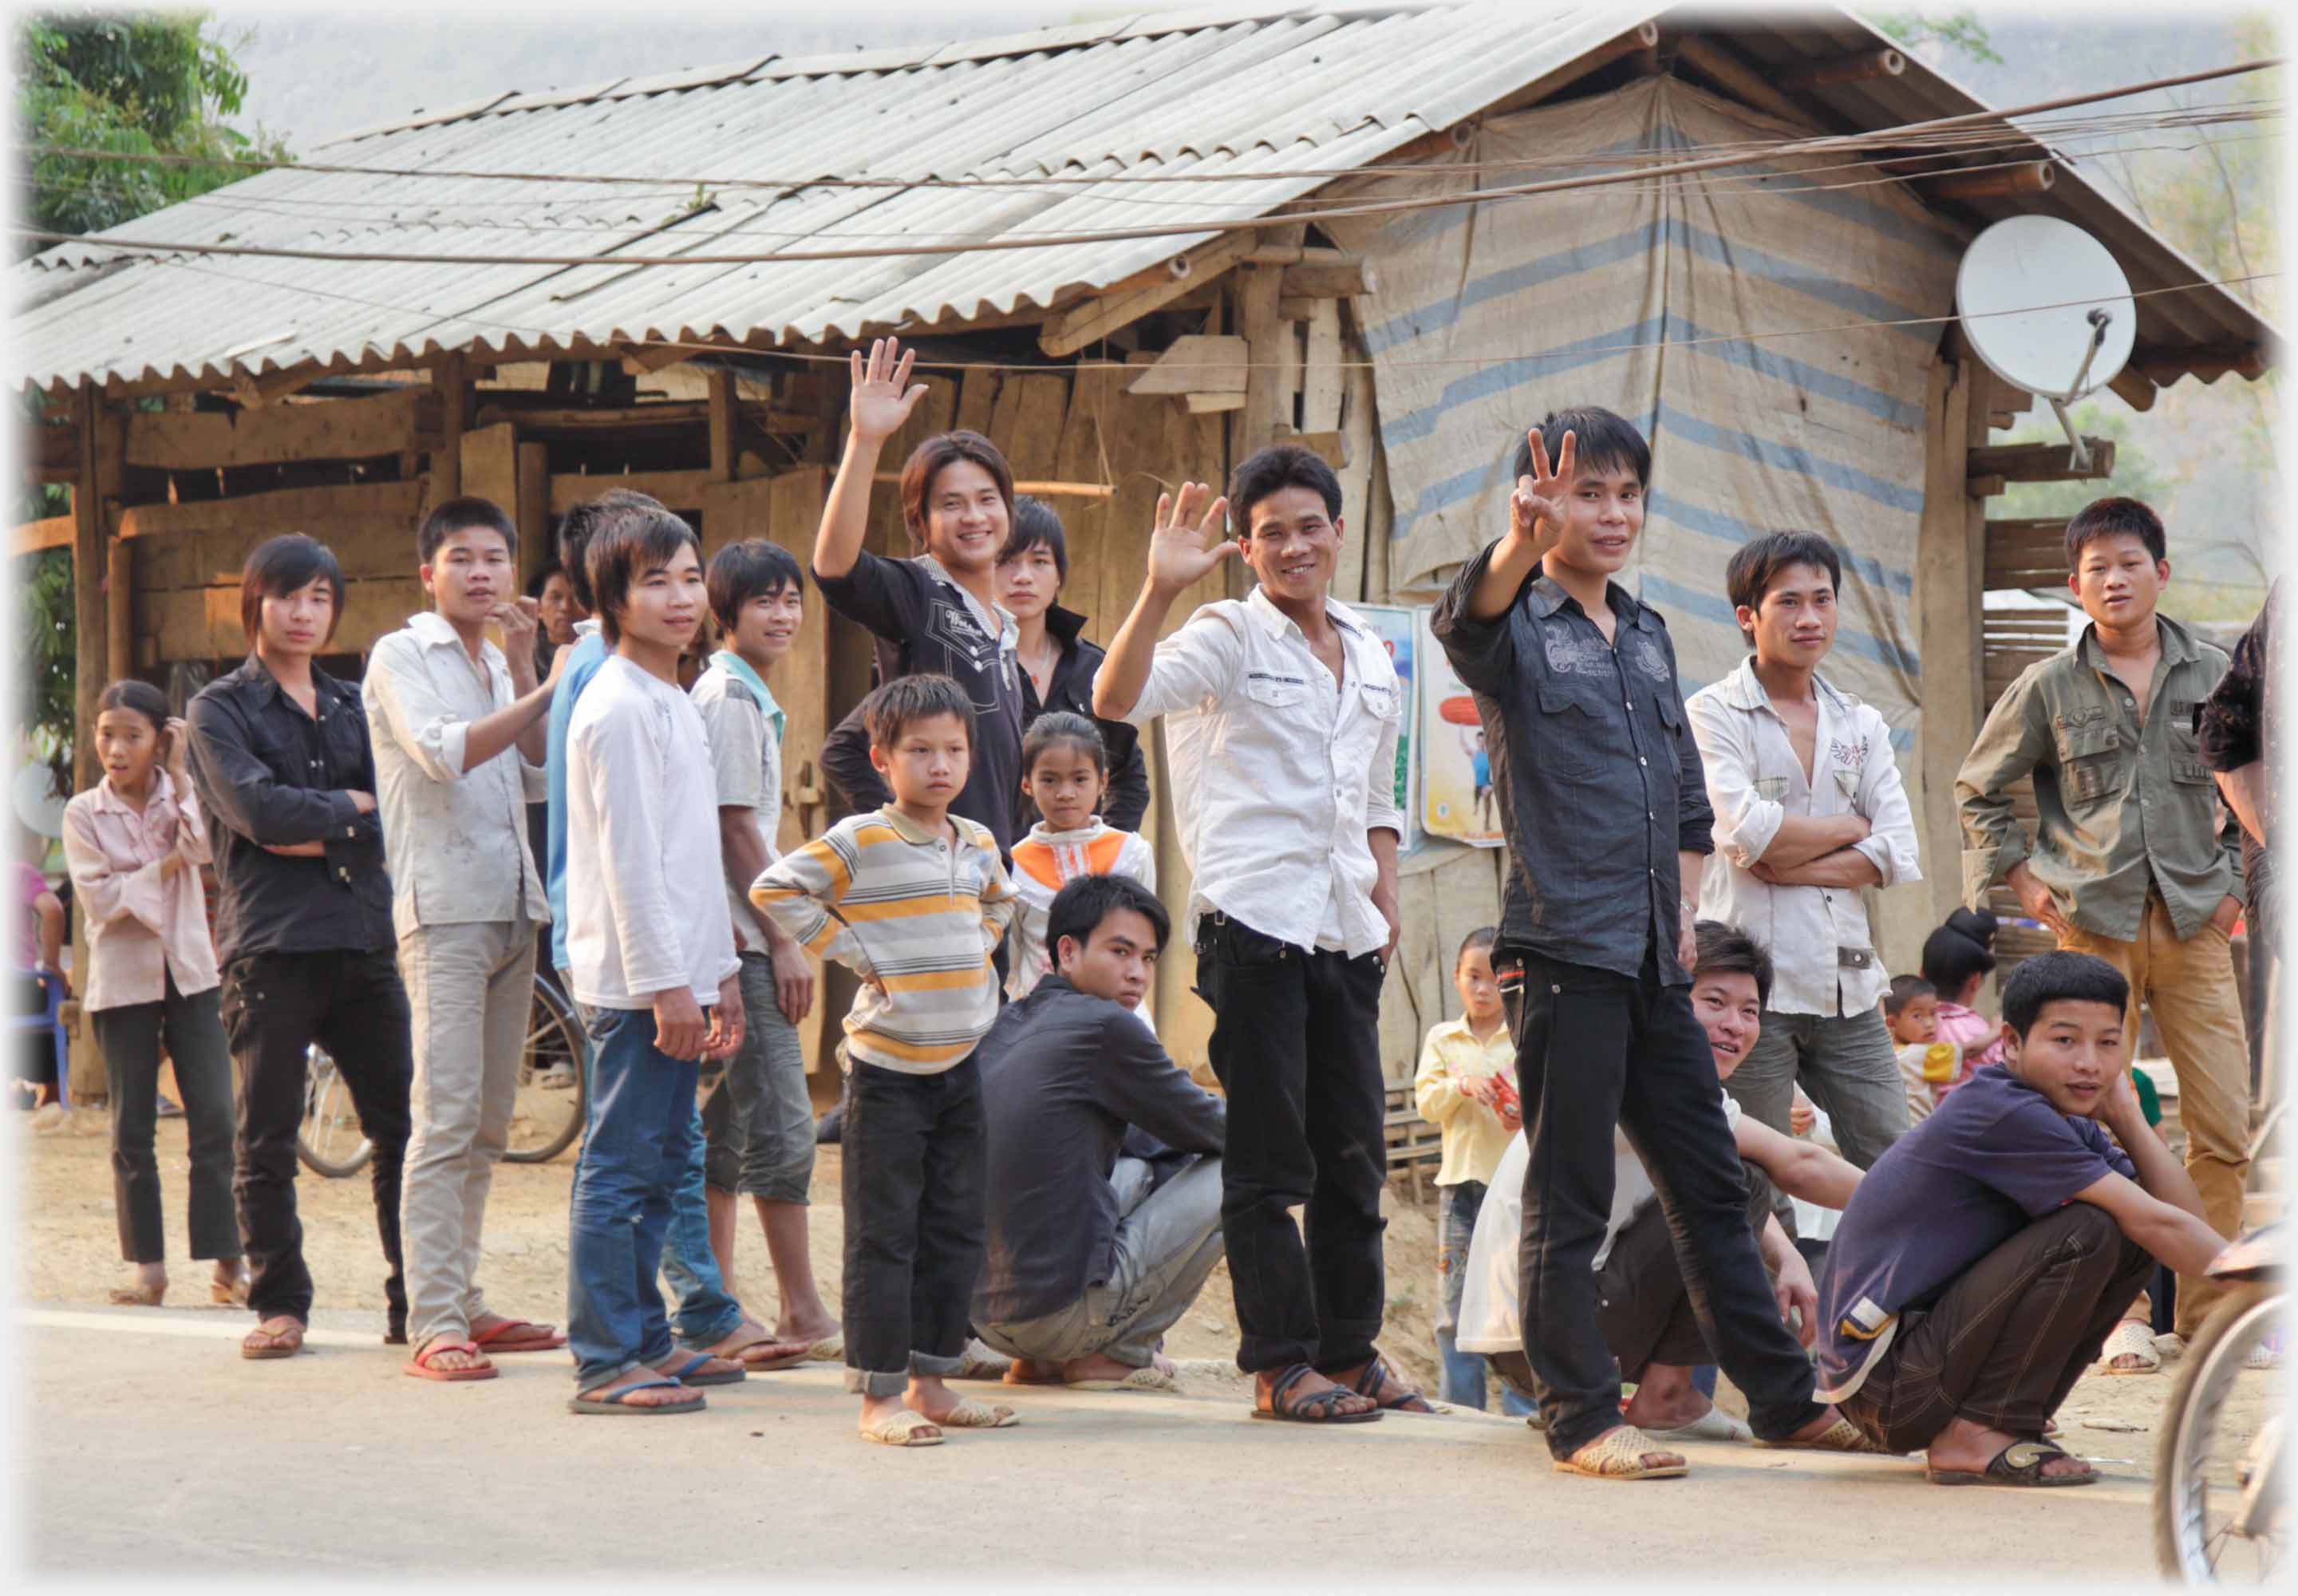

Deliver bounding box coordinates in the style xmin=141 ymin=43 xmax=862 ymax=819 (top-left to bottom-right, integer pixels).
xmin=705 ymin=650 xmax=786 ymax=741
xmin=1430 ymin=1014 xmax=1512 ymax=1059
xmin=875 ymin=803 xmax=960 ymax=848
xmin=405 ymin=607 xmax=507 ymax=673
xmin=1525 ymin=572 xmax=1658 ymax=634
xmin=92 ymin=766 xmax=180 ymax=820
xmin=1243 ymin=582 xmax=1369 ymax=648
xmin=1716 ymin=654 xmax=1854 ymax=720
xmin=237 ymin=650 xmax=353 ymax=715
xmin=916 ymin=554 xmax=1017 ymax=653
xmin=2075 ymin=612 xmax=2201 ymax=676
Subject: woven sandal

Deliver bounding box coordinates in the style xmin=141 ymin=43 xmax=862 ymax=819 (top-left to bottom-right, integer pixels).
xmin=1752 ymin=1416 xmax=1895 ymax=1454
xmin=1555 ymin=1424 xmax=1688 ymax=1479
xmin=952 ymin=1339 xmax=1013 ymax=1381
xmin=2095 ymin=1320 xmax=2161 ymax=1376
xmin=859 ymin=1409 xmax=944 ymax=1448
xmin=1068 ymin=1365 xmax=1183 ymax=1393
xmin=935 ymin=1397 xmax=1019 ymax=1428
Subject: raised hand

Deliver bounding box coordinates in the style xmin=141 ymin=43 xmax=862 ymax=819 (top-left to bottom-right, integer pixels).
xmin=494 ymin=595 xmax=540 ymax=654
xmin=847 ymin=337 xmax=928 ymax=447
xmin=160 ymin=716 xmax=192 ymax=777
xmin=1145 ymin=481 xmax=1237 ymax=598
xmin=1508 ymin=427 xmax=1575 ymax=559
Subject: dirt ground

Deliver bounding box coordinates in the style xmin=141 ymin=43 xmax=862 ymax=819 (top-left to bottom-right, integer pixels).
xmin=11 ymin=1100 xmax=1449 ymax=1393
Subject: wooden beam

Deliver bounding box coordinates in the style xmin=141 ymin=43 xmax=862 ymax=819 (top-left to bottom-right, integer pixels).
xmin=106 ymin=532 xmax=132 ymax=683
xmin=1967 ymin=438 xmax=2116 ymax=484
xmin=870 ymin=472 xmax=1113 ymax=499
xmin=29 ymin=424 xmax=78 ymax=484
xmin=2106 ymin=367 xmax=2158 ymax=413
xmin=124 ymin=389 xmax=441 ymax=472
xmin=472 ymin=399 xmax=815 ymax=434
xmin=10 ymin=516 xmax=74 ymax=556
xmin=116 ymin=480 xmax=428 ymax=546
xmin=1479 ymin=20 xmax=1659 ymax=120
xmin=2134 ymin=342 xmax=2269 ymax=385
xmin=1040 ymin=233 xmax=1258 ymax=357
xmin=549 ymin=468 xmax=715 ymax=517
xmin=1984 ymin=516 xmax=2073 ymax=591
xmin=516 ymin=441 xmax=551 ymax=585
xmin=1921 ymin=161 xmax=2055 ymax=203
xmin=1234 ymin=260 xmax=1291 ymax=460
xmin=430 ymin=354 xmax=468 ymax=500
xmin=1185 ymin=393 xmax=1246 ymax=414
xmin=1279 ymin=259 xmax=1378 ymax=299
xmin=460 ymin=421 xmax=518 ymax=519
xmin=1778 ymin=49 xmax=1905 ymax=92
xmin=1125 ymin=335 xmax=1250 ymax=397
xmin=227 ymin=359 xmax=327 ymax=409
xmin=1672 ymin=34 xmax=1830 ymax=133
xmin=708 ymin=369 xmax=738 ymax=481
xmin=1301 ymin=302 xmax=1345 ymax=433
xmin=70 ymin=389 xmax=109 ymax=793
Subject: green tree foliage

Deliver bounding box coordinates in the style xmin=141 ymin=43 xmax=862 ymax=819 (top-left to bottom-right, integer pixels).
xmin=15 ymin=11 xmax=290 ymax=791
xmin=19 ymin=11 xmax=290 ymax=247
xmin=1869 ymin=10 xmax=2004 ymax=66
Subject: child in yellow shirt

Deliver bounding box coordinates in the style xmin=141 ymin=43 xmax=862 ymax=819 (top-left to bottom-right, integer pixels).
xmin=1413 ymin=927 xmax=1529 ymax=1413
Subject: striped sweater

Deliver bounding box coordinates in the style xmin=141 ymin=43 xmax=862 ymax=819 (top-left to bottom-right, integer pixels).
xmin=752 ymin=804 xmax=1017 ymax=1074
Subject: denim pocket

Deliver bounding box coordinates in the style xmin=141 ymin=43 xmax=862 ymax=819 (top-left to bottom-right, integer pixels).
xmin=580 ymin=1004 xmax=632 ymax=1045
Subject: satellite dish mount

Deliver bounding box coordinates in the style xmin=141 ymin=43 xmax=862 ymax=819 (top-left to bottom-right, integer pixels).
xmin=1955 ymin=217 xmax=2138 ymax=476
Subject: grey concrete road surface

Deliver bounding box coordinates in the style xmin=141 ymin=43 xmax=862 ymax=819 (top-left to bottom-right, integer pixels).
xmin=22 ymin=1302 xmax=2157 ymax=1578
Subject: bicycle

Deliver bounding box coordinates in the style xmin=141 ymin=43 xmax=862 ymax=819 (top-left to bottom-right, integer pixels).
xmin=295 ymin=968 xmax=589 ymax=1177
xmin=2155 ymin=1101 xmax=2285 ymax=1585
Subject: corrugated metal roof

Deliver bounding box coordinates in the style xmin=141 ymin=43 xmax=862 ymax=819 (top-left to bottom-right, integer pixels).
xmin=11 ymin=2 xmax=2276 ymax=396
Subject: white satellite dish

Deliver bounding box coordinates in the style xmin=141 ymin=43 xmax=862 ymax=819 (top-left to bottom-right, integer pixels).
xmin=1956 ymin=215 xmax=2137 ymax=472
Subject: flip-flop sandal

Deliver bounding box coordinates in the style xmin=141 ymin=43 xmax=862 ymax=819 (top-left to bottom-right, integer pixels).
xmin=404 ymin=1338 xmax=499 ymax=1383
xmin=568 ymin=1377 xmax=705 ymax=1416
xmin=1751 ymin=1417 xmax=1894 ymax=1454
xmin=665 ymin=1353 xmax=747 ymax=1388
xmin=241 ymin=1319 xmax=306 ymax=1361
xmin=1068 ymin=1365 xmax=1183 ymax=1393
xmin=472 ymin=1317 xmax=567 ymax=1353
xmin=109 ymin=1283 xmax=166 ymax=1307
xmin=209 ymin=1276 xmax=250 ymax=1307
xmin=935 ymin=1397 xmax=1019 ymax=1428
xmin=1348 ymin=1353 xmax=1435 ymax=1413
xmin=2095 ymin=1320 xmax=2161 ymax=1376
xmin=859 ymin=1409 xmax=943 ymax=1448
xmin=1646 ymin=1406 xmax=1753 ymax=1443
xmin=1928 ymin=1438 xmax=2096 ymax=1487
xmin=1251 ymin=1362 xmax=1382 ymax=1424
xmin=708 ymin=1325 xmax=811 ymax=1369
xmin=1554 ymin=1424 xmax=1688 ymax=1479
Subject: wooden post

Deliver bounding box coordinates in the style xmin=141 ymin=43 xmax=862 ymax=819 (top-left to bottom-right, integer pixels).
xmin=707 ymin=369 xmax=738 ymax=481
xmin=430 ymin=354 xmax=468 ymax=502
xmin=69 ymin=387 xmax=109 ymax=794
xmin=516 ymin=441 xmax=551 ymax=587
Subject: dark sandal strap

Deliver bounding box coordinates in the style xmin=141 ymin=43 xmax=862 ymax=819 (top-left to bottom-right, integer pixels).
xmin=1264 ymin=1362 xmax=1319 ymax=1412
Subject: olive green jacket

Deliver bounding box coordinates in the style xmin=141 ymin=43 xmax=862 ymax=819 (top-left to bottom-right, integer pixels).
xmin=1955 ymin=614 xmax=2241 ymax=942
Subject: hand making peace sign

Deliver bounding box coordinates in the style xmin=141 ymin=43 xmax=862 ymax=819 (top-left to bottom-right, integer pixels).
xmin=1508 ymin=426 xmax=1576 ymax=561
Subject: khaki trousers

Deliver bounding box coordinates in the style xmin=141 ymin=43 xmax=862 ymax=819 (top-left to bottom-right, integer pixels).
xmin=398 ymin=916 xmax=535 ymax=1347
xmin=2060 ymin=891 xmax=2249 ymax=1337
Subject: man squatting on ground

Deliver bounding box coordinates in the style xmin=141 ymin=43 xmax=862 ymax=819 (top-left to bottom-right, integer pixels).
xmin=1456 ymin=921 xmax=1866 ymax=1447
xmin=362 ymin=496 xmax=570 ymax=1379
xmin=1431 ymin=409 xmax=1881 ymax=1478
xmin=973 ymin=873 xmax=1226 ymax=1390
xmin=187 ymin=534 xmax=413 ymax=1362
xmin=1097 ymin=443 xmax=1426 ymax=1425
xmin=1814 ymin=951 xmax=2231 ymax=1485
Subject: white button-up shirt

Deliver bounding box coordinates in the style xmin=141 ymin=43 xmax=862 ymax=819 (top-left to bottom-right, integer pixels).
xmin=1685 ymin=658 xmax=1921 ymax=1016
xmin=361 ymin=610 xmax=547 ymax=939
xmin=1124 ymin=586 xmax=1404 ymax=957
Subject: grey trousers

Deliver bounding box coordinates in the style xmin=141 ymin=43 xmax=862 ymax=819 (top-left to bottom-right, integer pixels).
xmin=977 ymin=1155 xmax=1226 ymax=1369
xmin=398 ymin=915 xmax=535 ymax=1346
xmin=1728 ymin=1005 xmax=1909 ymax=1171
xmin=702 ymin=950 xmax=816 ymax=1203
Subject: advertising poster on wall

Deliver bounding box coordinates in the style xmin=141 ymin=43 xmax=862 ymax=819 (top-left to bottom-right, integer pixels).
xmin=1353 ymin=604 xmax=1419 ymax=853
xmin=1416 ymin=609 xmax=1505 ymax=847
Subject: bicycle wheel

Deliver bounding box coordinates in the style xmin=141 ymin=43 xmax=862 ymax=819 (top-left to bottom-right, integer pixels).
xmin=2155 ymin=1280 xmax=2286 ymax=1584
xmin=503 ymin=971 xmax=587 ymax=1164
xmin=295 ymin=1044 xmax=374 ymax=1178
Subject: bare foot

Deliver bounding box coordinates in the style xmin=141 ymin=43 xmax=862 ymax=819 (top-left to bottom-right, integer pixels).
xmin=1060 ymin=1351 xmax=1139 ymax=1385
xmin=1926 ymin=1416 xmax=2092 ymax=1481
xmin=577 ymin=1369 xmax=694 ymax=1409
xmin=775 ymin=1310 xmax=839 ymax=1345
xmin=1621 ymin=1389 xmax=1715 ymax=1432
xmin=111 ymin=1262 xmax=168 ymax=1306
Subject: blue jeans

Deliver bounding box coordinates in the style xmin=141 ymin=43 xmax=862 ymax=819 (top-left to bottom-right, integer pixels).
xmin=567 ymin=1005 xmax=700 ymax=1389
xmin=1435 ymin=1179 xmax=1533 ymax=1416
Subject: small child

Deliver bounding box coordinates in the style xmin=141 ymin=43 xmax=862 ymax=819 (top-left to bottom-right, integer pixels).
xmin=1005 ymin=712 xmax=1155 ymax=1006
xmin=1413 ymin=926 xmax=1526 ymax=1414
xmin=1921 ymin=908 xmax=2004 ymax=1101
xmin=752 ymin=674 xmax=1021 ymax=1448
xmin=1882 ymin=974 xmax=1956 ymax=1123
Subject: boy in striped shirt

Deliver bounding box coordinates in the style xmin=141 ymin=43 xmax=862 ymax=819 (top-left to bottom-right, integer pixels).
xmin=752 ymin=673 xmax=1021 ymax=1447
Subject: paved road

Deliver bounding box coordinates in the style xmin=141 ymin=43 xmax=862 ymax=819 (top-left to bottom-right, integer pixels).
xmin=25 ymin=1302 xmax=2156 ymax=1576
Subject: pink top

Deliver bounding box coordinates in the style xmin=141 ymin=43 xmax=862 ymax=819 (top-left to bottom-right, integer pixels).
xmin=61 ymin=769 xmax=219 ymax=1011
xmin=14 ymin=861 xmax=47 ymax=969
xmin=1932 ymin=999 xmax=2005 ymax=1100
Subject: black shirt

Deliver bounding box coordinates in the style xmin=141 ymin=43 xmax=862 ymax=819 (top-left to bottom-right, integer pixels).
xmin=1018 ymin=605 xmax=1151 ymax=835
xmin=815 ymin=550 xmax=1025 ymax=850
xmin=185 ymin=653 xmax=393 ymax=963
xmin=973 ymin=976 xmax=1226 ymax=1325
xmin=1431 ymin=547 xmax=1713 ymax=982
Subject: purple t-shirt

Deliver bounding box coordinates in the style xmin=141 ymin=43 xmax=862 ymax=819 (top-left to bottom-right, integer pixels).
xmin=1814 ymin=1065 xmax=2136 ymax=1400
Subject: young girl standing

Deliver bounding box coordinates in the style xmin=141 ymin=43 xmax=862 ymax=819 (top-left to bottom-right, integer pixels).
xmin=1005 ymin=713 xmax=1155 ymax=1005
xmin=61 ymin=680 xmax=244 ymax=1307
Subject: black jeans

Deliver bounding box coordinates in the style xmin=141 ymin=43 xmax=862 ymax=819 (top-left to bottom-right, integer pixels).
xmin=842 ymin=1057 xmax=987 ymax=1397
xmin=1194 ymin=915 xmax=1388 ymax=1374
xmin=89 ymin=973 xmax=238 ymax=1264
xmin=1840 ymin=1203 xmax=2154 ymax=1453
xmin=219 ymin=949 xmax=413 ymax=1329
xmin=1498 ymin=938 xmax=1826 ymax=1458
